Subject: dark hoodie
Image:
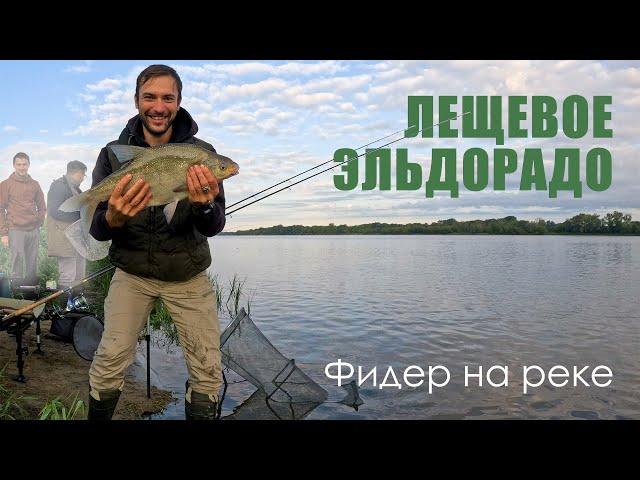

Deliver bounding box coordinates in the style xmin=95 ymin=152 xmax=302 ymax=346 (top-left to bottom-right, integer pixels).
xmin=89 ymin=108 xmax=226 ymax=281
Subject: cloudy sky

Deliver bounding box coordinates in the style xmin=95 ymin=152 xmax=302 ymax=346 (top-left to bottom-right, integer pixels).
xmin=0 ymin=60 xmax=637 ymax=231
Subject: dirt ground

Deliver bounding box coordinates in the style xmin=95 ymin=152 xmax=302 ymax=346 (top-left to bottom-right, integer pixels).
xmin=0 ymin=324 xmax=174 ymax=420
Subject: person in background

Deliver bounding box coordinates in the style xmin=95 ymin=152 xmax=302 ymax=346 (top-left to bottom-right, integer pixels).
xmin=46 ymin=160 xmax=88 ymax=290
xmin=0 ymin=152 xmax=46 ymax=285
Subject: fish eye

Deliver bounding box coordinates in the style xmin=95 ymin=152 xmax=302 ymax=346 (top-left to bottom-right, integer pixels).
xmin=221 ymin=164 xmax=226 ymax=169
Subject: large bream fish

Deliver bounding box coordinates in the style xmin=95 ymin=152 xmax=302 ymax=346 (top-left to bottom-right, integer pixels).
xmin=60 ymin=143 xmax=239 ymax=236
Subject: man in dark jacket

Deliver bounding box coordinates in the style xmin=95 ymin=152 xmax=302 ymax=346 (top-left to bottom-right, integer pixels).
xmin=46 ymin=160 xmax=87 ymax=289
xmin=87 ymin=65 xmax=227 ymax=420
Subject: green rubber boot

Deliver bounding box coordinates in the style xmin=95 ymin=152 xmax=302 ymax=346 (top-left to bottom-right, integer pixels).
xmin=184 ymin=381 xmax=218 ymax=420
xmin=87 ymin=389 xmax=121 ymax=420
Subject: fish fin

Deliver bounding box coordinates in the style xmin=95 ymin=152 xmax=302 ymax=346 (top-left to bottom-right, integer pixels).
xmin=109 ymin=145 xmax=146 ymax=164
xmin=163 ymin=201 xmax=179 ymax=224
xmin=172 ymin=183 xmax=188 ymax=193
xmin=59 ymin=191 xmax=88 ymax=212
xmin=64 ymin=221 xmax=111 ymax=261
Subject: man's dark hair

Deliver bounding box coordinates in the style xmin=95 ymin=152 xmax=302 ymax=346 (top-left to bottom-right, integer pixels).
xmin=67 ymin=160 xmax=87 ymax=173
xmin=135 ymin=64 xmax=183 ymax=103
xmin=13 ymin=152 xmax=30 ymax=165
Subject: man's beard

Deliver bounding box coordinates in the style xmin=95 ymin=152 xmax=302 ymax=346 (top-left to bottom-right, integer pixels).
xmin=142 ymin=114 xmax=176 ymax=137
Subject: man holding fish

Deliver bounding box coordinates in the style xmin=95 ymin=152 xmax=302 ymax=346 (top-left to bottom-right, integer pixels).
xmin=78 ymin=64 xmax=239 ymax=420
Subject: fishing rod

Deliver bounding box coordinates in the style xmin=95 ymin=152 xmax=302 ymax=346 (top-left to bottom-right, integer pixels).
xmin=0 ymin=114 xmax=469 ymax=324
xmin=0 ymin=263 xmax=116 ymax=326
xmin=226 ymin=126 xmax=410 ymax=210
xmin=224 ymin=112 xmax=471 ymax=217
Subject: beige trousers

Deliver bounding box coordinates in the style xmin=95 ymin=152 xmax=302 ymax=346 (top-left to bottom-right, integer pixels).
xmin=57 ymin=255 xmax=86 ymax=287
xmin=89 ymin=268 xmax=222 ymax=400
xmin=8 ymin=228 xmax=40 ymax=284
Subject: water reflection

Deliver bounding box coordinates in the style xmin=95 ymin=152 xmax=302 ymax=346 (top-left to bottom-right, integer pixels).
xmin=142 ymin=235 xmax=639 ymax=420
xmin=221 ymin=377 xmax=362 ymax=420
xmin=224 ymin=388 xmax=322 ymax=420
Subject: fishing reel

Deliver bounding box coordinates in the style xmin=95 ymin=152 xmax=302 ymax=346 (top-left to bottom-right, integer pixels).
xmin=67 ymin=293 xmax=90 ymax=312
xmin=48 ymin=291 xmax=90 ymax=315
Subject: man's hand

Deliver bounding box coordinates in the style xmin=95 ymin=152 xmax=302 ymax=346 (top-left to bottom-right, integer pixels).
xmin=1 ymin=236 xmax=7 ymax=248
xmin=105 ymin=174 xmax=153 ymax=228
xmin=187 ymin=164 xmax=220 ymax=207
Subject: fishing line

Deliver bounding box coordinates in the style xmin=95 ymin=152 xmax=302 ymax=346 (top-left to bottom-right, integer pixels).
xmin=224 ymin=111 xmax=471 ymax=217
xmin=225 ymin=125 xmax=410 ymax=209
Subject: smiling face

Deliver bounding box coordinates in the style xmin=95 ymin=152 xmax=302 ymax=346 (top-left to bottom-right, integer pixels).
xmin=135 ymin=75 xmax=180 ymax=143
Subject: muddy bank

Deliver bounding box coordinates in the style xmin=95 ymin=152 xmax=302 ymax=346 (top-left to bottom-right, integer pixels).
xmin=0 ymin=326 xmax=174 ymax=420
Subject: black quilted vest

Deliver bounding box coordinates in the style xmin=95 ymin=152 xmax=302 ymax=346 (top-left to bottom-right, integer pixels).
xmin=105 ymin=111 xmax=216 ymax=281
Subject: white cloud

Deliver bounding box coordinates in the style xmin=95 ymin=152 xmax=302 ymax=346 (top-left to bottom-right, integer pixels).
xmin=299 ymin=74 xmax=371 ymax=93
xmin=89 ymin=102 xmax=132 ymax=116
xmin=182 ymin=61 xmax=347 ymax=77
xmin=338 ymin=103 xmax=357 ymax=112
xmin=87 ymin=78 xmax=122 ymax=92
xmin=2 ymin=125 xmax=18 ymax=133
xmin=65 ymin=65 xmax=92 ymax=73
xmin=217 ymin=78 xmax=289 ymax=100
xmin=52 ymin=60 xmax=640 ymax=229
xmin=104 ymin=88 xmax=131 ymax=103
xmin=274 ymin=61 xmax=347 ymax=76
xmin=64 ymin=114 xmax=133 ymax=138
xmin=64 ymin=61 xmax=94 ymax=73
xmin=198 ymin=104 xmax=297 ymax=136
xmin=286 ymin=92 xmax=342 ymax=107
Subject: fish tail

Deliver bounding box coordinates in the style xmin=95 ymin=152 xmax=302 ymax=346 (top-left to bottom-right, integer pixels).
xmin=59 ymin=192 xmax=89 ymax=213
xmin=79 ymin=196 xmax=101 ymax=238
xmin=60 ymin=192 xmax=100 ymax=238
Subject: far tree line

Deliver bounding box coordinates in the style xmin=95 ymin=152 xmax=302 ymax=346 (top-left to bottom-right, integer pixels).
xmin=230 ymin=211 xmax=640 ymax=235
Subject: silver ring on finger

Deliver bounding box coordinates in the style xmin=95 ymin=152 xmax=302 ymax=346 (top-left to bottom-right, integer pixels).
xmin=201 ymin=185 xmax=210 ymax=194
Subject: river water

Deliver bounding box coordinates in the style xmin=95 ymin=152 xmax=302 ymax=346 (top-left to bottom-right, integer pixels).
xmin=141 ymin=235 xmax=640 ymax=420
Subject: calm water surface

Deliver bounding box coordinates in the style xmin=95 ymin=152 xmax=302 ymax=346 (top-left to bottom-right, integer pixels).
xmin=144 ymin=235 xmax=640 ymax=420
